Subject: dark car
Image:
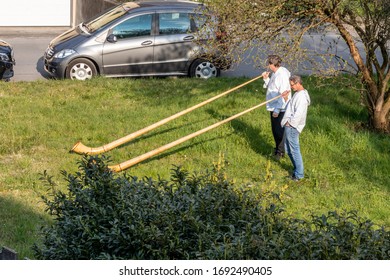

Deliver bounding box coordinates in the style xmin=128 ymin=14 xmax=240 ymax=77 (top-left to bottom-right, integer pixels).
xmin=44 ymin=0 xmax=223 ymax=80
xmin=0 ymin=39 xmax=15 ymax=81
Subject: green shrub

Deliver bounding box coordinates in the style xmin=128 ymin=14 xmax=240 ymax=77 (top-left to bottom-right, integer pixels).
xmin=33 ymin=156 xmax=390 ymax=260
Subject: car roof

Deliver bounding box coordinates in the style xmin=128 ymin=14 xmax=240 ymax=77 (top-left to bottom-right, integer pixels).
xmin=123 ymin=0 xmax=203 ymax=11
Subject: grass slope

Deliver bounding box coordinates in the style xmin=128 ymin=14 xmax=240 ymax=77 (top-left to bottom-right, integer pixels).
xmin=0 ymin=76 xmax=389 ymax=259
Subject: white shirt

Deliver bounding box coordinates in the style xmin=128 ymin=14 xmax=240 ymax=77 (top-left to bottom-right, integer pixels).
xmin=281 ymin=89 xmax=311 ymax=133
xmin=263 ymin=66 xmax=291 ymax=113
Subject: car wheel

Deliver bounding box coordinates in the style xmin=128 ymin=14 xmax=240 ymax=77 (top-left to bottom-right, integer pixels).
xmin=189 ymin=59 xmax=220 ymax=79
xmin=66 ymin=58 xmax=97 ymax=80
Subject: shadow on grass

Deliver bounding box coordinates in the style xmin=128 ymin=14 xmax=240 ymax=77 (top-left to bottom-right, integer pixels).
xmin=125 ymin=134 xmax=229 ymax=168
xmin=0 ymin=195 xmax=50 ymax=260
xmin=229 ymin=117 xmax=295 ymax=176
xmin=205 ymin=108 xmax=274 ymax=156
xmin=118 ymin=117 xmax=212 ymax=150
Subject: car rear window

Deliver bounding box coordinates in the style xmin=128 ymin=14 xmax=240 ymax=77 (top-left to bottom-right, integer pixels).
xmin=158 ymin=13 xmax=191 ymax=35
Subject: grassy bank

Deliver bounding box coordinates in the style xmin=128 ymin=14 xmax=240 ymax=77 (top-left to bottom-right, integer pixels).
xmin=0 ymin=76 xmax=389 ymax=259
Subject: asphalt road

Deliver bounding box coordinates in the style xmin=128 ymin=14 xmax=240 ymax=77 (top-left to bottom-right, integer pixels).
xmin=2 ymin=38 xmax=258 ymax=82
xmin=2 ymin=28 xmax=358 ymax=82
xmin=3 ymin=36 xmax=51 ymax=81
xmin=2 ymin=27 xmax=68 ymax=82
xmin=1 ymin=27 xmax=264 ymax=82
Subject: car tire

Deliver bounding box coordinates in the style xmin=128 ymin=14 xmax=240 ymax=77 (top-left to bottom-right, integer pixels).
xmin=66 ymin=58 xmax=97 ymax=80
xmin=189 ymin=59 xmax=220 ymax=79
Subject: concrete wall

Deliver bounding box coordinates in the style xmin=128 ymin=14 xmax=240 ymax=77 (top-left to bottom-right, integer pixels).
xmin=74 ymin=0 xmax=118 ymax=25
xmin=0 ymin=0 xmax=71 ymax=26
xmin=0 ymin=0 xmax=120 ymax=27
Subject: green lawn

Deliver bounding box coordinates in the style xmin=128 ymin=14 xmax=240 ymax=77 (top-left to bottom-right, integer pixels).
xmin=0 ymin=76 xmax=389 ymax=259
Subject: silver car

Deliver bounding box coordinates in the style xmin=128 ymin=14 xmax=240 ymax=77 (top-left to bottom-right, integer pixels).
xmin=44 ymin=0 xmax=221 ymax=80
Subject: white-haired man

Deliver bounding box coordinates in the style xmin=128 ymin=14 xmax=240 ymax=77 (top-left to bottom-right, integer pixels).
xmin=281 ymin=75 xmax=311 ymax=181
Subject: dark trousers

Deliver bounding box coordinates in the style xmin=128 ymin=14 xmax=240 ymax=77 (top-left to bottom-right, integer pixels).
xmin=270 ymin=111 xmax=286 ymax=155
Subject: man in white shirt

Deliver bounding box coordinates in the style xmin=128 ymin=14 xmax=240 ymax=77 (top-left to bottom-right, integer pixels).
xmin=281 ymin=75 xmax=311 ymax=181
xmin=261 ymin=55 xmax=291 ymax=160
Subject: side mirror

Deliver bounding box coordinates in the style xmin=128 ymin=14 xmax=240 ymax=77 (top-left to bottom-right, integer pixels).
xmin=107 ymin=34 xmax=118 ymax=43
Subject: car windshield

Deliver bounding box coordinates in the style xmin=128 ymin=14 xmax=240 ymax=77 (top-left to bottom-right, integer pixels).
xmin=85 ymin=3 xmax=139 ymax=33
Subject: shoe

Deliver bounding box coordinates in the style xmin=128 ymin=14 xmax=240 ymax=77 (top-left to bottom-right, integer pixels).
xmin=273 ymin=152 xmax=284 ymax=161
xmin=291 ymin=175 xmax=303 ymax=181
xmin=291 ymin=176 xmax=300 ymax=182
xmin=286 ymin=175 xmax=301 ymax=181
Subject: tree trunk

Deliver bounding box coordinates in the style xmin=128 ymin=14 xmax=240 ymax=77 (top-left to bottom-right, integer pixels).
xmin=372 ymin=108 xmax=390 ymax=133
xmin=333 ymin=17 xmax=390 ymax=134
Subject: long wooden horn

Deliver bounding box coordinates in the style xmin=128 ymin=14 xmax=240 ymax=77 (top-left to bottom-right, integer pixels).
xmin=71 ymin=75 xmax=263 ymax=155
xmin=108 ymin=94 xmax=282 ymax=172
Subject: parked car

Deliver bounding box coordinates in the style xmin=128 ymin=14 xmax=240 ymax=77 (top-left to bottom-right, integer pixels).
xmin=44 ymin=0 xmax=223 ymax=80
xmin=0 ymin=39 xmax=15 ymax=81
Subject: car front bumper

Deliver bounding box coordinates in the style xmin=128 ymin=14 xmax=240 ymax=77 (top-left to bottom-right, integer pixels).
xmin=0 ymin=61 xmax=14 ymax=80
xmin=44 ymin=57 xmax=67 ymax=79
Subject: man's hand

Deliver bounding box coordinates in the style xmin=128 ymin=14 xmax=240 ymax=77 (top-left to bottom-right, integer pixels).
xmin=281 ymin=90 xmax=290 ymax=101
xmin=261 ymin=71 xmax=270 ymax=79
xmin=272 ymin=112 xmax=279 ymax=118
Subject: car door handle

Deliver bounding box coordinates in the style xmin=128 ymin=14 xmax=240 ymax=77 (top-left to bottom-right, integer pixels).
xmin=141 ymin=40 xmax=153 ymax=46
xmin=183 ymin=35 xmax=194 ymax=41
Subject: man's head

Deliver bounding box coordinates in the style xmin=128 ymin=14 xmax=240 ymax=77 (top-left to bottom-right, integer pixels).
xmin=267 ymin=55 xmax=282 ymax=72
xmin=289 ymin=75 xmax=304 ymax=91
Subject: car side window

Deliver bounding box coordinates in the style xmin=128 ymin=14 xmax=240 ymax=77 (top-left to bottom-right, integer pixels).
xmin=112 ymin=14 xmax=152 ymax=39
xmin=158 ymin=13 xmax=191 ymax=35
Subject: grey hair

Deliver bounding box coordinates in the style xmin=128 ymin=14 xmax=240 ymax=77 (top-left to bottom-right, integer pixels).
xmin=289 ymin=75 xmax=302 ymax=85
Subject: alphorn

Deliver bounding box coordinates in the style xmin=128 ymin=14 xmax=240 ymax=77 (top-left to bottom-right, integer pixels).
xmin=108 ymin=94 xmax=282 ymax=172
xmin=71 ymin=75 xmax=263 ymax=155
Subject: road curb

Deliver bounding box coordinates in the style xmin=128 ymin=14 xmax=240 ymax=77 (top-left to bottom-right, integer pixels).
xmin=0 ymin=26 xmax=69 ymax=37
